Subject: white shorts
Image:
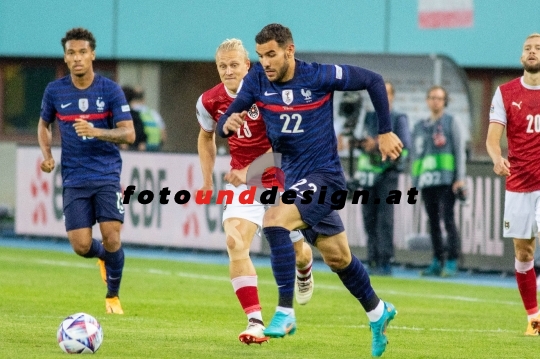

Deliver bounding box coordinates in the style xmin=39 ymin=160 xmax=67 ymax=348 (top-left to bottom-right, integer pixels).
xmin=221 ymin=183 xmax=303 ymax=243
xmin=503 ymin=190 xmax=540 ymax=238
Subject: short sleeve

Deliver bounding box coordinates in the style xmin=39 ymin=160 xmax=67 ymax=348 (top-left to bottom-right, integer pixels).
xmin=196 ymin=95 xmax=216 ymax=132
xmin=489 ymin=87 xmax=507 ymax=126
xmin=110 ymin=84 xmax=132 ymax=125
xmin=40 ymin=84 xmax=56 ymax=123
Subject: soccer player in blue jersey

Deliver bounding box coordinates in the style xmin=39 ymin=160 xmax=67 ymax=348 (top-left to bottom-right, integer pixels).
xmin=217 ymin=23 xmax=402 ymax=357
xmin=37 ymin=28 xmax=135 ymax=314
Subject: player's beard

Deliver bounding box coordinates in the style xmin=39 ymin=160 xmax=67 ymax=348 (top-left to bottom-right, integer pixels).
xmin=273 ymin=55 xmax=290 ymax=82
xmin=522 ymin=59 xmax=540 ymax=74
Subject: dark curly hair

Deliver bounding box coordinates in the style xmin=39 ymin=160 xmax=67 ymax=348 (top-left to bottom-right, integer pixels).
xmin=122 ymin=85 xmax=136 ymax=103
xmin=255 ymin=23 xmax=293 ymax=47
xmin=61 ymin=28 xmax=96 ymax=51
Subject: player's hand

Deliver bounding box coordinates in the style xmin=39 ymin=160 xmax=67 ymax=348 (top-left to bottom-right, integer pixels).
xmin=223 ymin=111 xmax=247 ymax=135
xmin=40 ymin=158 xmax=55 ymax=173
xmin=73 ymin=119 xmax=97 ymax=138
xmin=224 ymin=166 xmax=248 ymax=187
xmin=198 ymin=184 xmax=214 ymax=197
xmin=493 ymin=157 xmax=511 ymax=176
xmin=378 ymin=132 xmax=403 ymax=161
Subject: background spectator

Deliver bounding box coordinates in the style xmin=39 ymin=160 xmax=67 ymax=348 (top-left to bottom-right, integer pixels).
xmin=349 ymin=81 xmax=411 ymax=276
xmin=131 ymin=86 xmax=167 ymax=151
xmin=121 ymin=85 xmax=147 ymax=151
xmin=411 ymin=85 xmax=466 ymax=277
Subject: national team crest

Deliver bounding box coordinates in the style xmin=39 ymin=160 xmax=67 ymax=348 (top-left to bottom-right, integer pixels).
xmin=301 ymin=88 xmax=312 ymax=102
xmin=247 ymin=104 xmax=259 ymax=120
xmin=96 ymin=97 xmax=105 ymax=112
xmin=78 ymin=98 xmax=89 ymax=112
xmin=282 ymin=90 xmax=293 ymax=105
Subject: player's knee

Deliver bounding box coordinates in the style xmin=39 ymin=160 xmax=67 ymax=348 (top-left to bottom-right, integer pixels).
xmin=224 ymin=220 xmax=250 ymax=261
xmin=72 ymin=243 xmax=91 ymax=257
xmin=321 ymin=246 xmax=350 ymax=270
xmin=100 ymin=231 xmax=121 ymax=252
xmin=263 ymin=208 xmax=285 ymax=227
xmin=68 ymin=233 xmax=92 ymax=257
xmin=324 ymin=254 xmax=349 ymax=271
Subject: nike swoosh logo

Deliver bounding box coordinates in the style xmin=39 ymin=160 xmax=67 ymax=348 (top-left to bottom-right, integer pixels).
xmin=285 ymin=323 xmax=295 ymax=333
xmin=264 ymin=91 xmax=278 ymax=96
xmin=108 ymin=276 xmax=121 ymax=280
xmin=217 ymin=110 xmax=225 ymax=115
xmin=60 ymin=103 xmax=72 ymax=109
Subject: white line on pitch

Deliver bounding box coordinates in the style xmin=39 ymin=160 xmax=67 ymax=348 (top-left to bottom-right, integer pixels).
xmin=3 ymin=256 xmax=520 ymax=307
xmin=347 ymin=324 xmax=515 ymax=334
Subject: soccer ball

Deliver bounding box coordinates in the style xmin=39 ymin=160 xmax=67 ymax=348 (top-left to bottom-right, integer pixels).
xmin=57 ymin=312 xmax=103 ymax=354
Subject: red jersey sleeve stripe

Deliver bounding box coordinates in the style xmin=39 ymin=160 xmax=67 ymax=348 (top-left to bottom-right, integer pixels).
xmin=256 ymin=93 xmax=331 ymax=112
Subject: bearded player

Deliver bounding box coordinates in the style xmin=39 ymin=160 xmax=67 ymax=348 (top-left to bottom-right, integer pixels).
xmin=487 ymin=33 xmax=540 ymax=336
xmin=196 ymin=38 xmax=314 ymax=344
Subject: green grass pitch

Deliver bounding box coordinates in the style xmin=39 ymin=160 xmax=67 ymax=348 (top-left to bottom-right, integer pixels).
xmin=0 ymin=246 xmax=533 ymax=358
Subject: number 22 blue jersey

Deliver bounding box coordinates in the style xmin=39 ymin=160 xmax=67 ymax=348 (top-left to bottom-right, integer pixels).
xmin=219 ymin=59 xmax=391 ymax=188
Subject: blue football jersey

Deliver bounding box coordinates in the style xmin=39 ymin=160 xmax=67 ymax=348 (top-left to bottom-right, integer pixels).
xmin=219 ymin=60 xmax=391 ymax=188
xmin=40 ymin=74 xmax=132 ymax=187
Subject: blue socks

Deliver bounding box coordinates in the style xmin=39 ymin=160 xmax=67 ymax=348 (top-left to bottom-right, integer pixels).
xmin=103 ymin=247 xmax=124 ymax=297
xmin=335 ymin=255 xmax=380 ymax=312
xmin=82 ymin=238 xmax=105 ymax=259
xmin=263 ymin=227 xmax=380 ymax=312
xmin=263 ymin=226 xmax=296 ymax=308
xmin=81 ymin=239 xmax=124 ymax=297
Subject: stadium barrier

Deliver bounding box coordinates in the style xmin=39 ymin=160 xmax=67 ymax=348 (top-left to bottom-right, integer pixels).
xmin=15 ymin=147 xmax=513 ymax=272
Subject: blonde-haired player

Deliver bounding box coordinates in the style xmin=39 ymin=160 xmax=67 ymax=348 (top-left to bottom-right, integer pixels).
xmin=196 ymin=38 xmax=314 ymax=344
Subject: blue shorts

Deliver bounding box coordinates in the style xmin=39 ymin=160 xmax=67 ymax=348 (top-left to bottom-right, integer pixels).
xmin=63 ymin=182 xmax=124 ymax=231
xmin=287 ymin=171 xmax=346 ymax=245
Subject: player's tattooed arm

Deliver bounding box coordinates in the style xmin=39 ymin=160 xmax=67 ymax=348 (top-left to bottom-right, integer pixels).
xmin=73 ymin=119 xmax=135 ymax=144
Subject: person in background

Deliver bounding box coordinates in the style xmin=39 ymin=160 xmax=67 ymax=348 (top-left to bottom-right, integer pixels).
xmin=121 ymin=85 xmax=147 ymax=151
xmin=411 ymin=85 xmax=466 ymax=278
xmin=351 ymin=81 xmax=411 ymax=276
xmin=130 ymin=86 xmax=167 ymax=151
xmin=486 ymin=33 xmax=540 ymax=335
xmin=37 ymin=27 xmax=135 ymax=314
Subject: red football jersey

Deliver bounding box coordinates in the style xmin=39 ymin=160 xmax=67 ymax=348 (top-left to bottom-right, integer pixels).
xmin=490 ymin=77 xmax=540 ymax=192
xmin=196 ymin=83 xmax=271 ymax=170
